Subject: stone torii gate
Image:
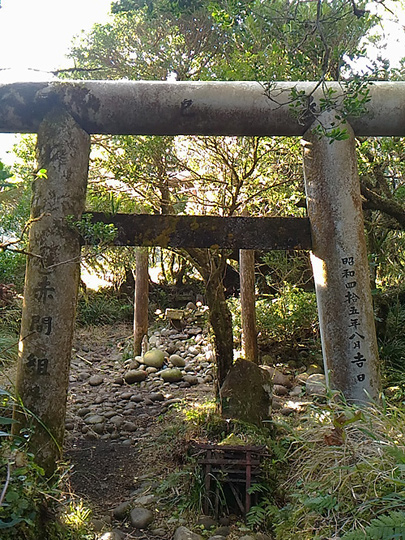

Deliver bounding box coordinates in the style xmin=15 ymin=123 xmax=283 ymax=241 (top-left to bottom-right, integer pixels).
xmin=1 ymin=80 xmax=403 ymax=474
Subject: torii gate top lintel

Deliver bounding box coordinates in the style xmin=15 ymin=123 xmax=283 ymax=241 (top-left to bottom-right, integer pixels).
xmin=1 ymin=80 xmax=405 ymax=137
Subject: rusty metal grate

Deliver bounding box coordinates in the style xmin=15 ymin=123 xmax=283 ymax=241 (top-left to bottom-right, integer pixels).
xmin=192 ymin=443 xmax=268 ymax=517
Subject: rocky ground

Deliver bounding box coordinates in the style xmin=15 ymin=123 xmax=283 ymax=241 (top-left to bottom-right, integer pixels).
xmin=62 ymin=316 xmax=326 ymax=540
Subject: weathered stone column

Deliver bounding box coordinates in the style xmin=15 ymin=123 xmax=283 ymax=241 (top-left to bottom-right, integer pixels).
xmin=13 ymin=109 xmax=90 ymax=475
xmin=302 ymin=111 xmax=380 ymax=404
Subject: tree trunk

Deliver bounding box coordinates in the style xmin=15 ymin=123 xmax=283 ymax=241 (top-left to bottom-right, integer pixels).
xmin=133 ymin=247 xmax=149 ymax=356
xmin=12 ymin=109 xmax=90 ymax=476
xmin=186 ymin=249 xmax=234 ymax=394
xmin=240 ymin=248 xmax=258 ymax=363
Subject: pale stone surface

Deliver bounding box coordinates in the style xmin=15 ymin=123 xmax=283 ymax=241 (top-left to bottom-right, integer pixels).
xmin=2 ymin=81 xmax=405 ymax=137
xmin=143 ymin=349 xmax=165 ymax=368
xmin=306 ymin=374 xmax=326 ymax=396
xmin=173 ymin=526 xmax=203 ymax=540
xmin=130 ymin=507 xmax=154 ymax=528
xmin=161 ymin=368 xmax=183 ymax=383
xmin=260 ymin=366 xmax=293 ymax=388
xmin=303 ymin=111 xmax=380 ymax=404
xmin=13 ymin=110 xmax=90 ymax=475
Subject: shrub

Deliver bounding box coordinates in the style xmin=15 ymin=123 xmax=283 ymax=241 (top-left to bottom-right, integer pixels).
xmin=266 ymin=399 xmax=405 ymax=539
xmin=229 ymin=284 xmax=319 ymax=348
xmin=0 ymin=252 xmax=26 ymax=293
xmin=76 ymin=287 xmax=133 ymax=326
xmin=0 ymin=389 xmax=93 ymax=539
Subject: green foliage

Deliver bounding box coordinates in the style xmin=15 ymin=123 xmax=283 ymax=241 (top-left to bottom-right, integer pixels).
xmin=0 ymin=251 xmax=26 ymax=292
xmin=0 ymin=334 xmax=18 ymax=365
xmin=342 ymin=511 xmax=405 ymax=540
xmin=67 ymin=214 xmax=117 ymax=246
xmin=0 ymin=284 xmax=21 ymax=366
xmin=379 ymin=298 xmax=405 ymax=375
xmin=229 ymin=285 xmax=319 ymax=349
xmin=267 ymin=401 xmax=405 ymax=539
xmin=0 ymin=390 xmax=93 ymax=539
xmin=156 ymin=467 xmax=206 ymax=514
xmin=76 ymin=287 xmax=133 ymax=326
xmin=284 ymin=77 xmax=373 ymax=142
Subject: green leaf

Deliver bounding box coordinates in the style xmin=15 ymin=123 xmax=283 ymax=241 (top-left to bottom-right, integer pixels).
xmin=0 ymin=518 xmax=23 ymax=529
xmin=0 ymin=417 xmax=16 ymax=425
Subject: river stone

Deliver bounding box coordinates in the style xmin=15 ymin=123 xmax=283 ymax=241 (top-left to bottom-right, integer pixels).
xmin=306 ymin=373 xmax=326 ymax=395
xmin=260 ymin=366 xmax=293 ymax=388
xmin=99 ymin=531 xmax=125 ymax=540
xmin=109 ymin=415 xmax=124 ymax=427
xmin=89 ymin=374 xmax=104 ymax=386
xmin=77 ymin=407 xmax=91 ymax=417
xmin=169 ymin=354 xmax=186 ymax=367
xmin=125 ymin=370 xmax=147 ymax=384
xmin=144 ymin=366 xmax=157 ymax=375
xmin=307 ymin=363 xmax=324 ymax=375
xmin=129 ymin=507 xmax=154 ymax=529
xmin=121 ymin=421 xmax=137 ymax=432
xmin=149 ymin=392 xmax=164 ymax=402
xmin=84 ymin=414 xmax=105 ymax=425
xmin=196 ymin=516 xmax=217 ymax=529
xmin=160 ymin=368 xmax=183 ymax=383
xmin=166 ymin=343 xmax=177 ymax=355
xmin=220 ymin=359 xmax=273 ymax=426
xmin=112 ymin=501 xmax=131 ymax=520
xmin=143 ymin=349 xmax=165 ymax=368
xmin=92 ymin=423 xmax=105 ymax=434
xmin=272 ymin=396 xmax=283 ymax=410
xmin=134 ymin=494 xmax=156 ymax=505
xmin=296 ymin=372 xmax=309 ymax=384
xmin=273 ymin=384 xmax=289 ymax=396
xmin=183 ymin=374 xmax=198 ymax=385
xmin=174 ymin=527 xmax=204 ymax=540
xmin=214 ymin=526 xmax=230 ymax=536
xmin=290 ymin=386 xmax=303 ymax=397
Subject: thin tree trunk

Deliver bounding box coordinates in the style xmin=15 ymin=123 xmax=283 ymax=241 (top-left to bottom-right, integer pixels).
xmin=186 ymin=249 xmax=234 ymax=394
xmin=240 ymin=247 xmax=258 ymax=363
xmin=133 ymin=247 xmax=149 ymax=356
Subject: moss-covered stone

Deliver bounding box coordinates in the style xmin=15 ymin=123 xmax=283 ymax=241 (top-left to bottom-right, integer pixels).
xmin=220 ymin=359 xmax=273 ymax=426
xmin=143 ymin=349 xmax=165 ymax=368
xmin=161 ymin=368 xmax=183 ymax=383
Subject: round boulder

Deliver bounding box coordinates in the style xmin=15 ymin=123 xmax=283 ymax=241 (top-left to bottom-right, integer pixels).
xmin=169 ymin=354 xmax=186 ymax=368
xmin=130 ymin=507 xmax=154 ymax=529
xmin=143 ymin=349 xmax=165 ymax=369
